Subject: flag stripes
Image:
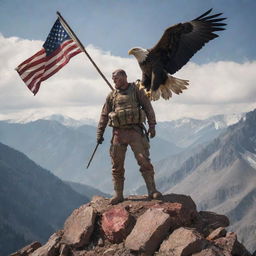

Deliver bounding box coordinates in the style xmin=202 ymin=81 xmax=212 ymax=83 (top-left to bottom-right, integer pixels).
xmin=16 ymin=18 xmax=82 ymax=95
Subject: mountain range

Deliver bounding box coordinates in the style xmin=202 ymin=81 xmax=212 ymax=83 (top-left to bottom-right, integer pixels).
xmin=0 ymin=119 xmax=180 ymax=194
xmin=157 ymin=113 xmax=243 ymax=148
xmin=151 ymin=109 xmax=256 ymax=252
xmin=0 ymin=142 xmax=89 ymax=255
xmin=0 ymin=113 xmax=240 ymax=194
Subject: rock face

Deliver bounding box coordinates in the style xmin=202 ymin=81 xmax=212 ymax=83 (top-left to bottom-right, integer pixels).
xmin=62 ymin=205 xmax=96 ymax=248
xmin=31 ymin=231 xmax=63 ymax=256
xmin=198 ymin=211 xmax=230 ymax=235
xmin=101 ymin=206 xmax=134 ymax=243
xmin=207 ymin=227 xmax=227 ymax=241
xmin=125 ymin=208 xmax=172 ymax=254
xmin=11 ymin=194 xmax=252 ymax=256
xmin=10 ymin=242 xmax=41 ymax=256
xmin=214 ymin=232 xmax=252 ymax=256
xmin=159 ymin=227 xmax=208 ymax=255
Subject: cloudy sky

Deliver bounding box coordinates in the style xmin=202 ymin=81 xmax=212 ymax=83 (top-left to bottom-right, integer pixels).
xmin=0 ymin=0 xmax=256 ymax=122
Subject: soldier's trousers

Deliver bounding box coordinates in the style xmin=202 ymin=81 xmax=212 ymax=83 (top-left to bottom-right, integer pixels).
xmin=110 ymin=127 xmax=154 ymax=183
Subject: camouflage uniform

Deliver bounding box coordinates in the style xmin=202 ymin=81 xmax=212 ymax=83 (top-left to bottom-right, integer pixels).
xmin=97 ymin=82 xmax=161 ymax=203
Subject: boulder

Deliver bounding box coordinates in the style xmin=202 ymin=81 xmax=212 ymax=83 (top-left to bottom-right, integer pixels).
xmin=159 ymin=227 xmax=208 ymax=256
xmin=92 ymin=195 xmax=105 ymax=202
xmin=101 ymin=206 xmax=134 ymax=243
xmin=151 ymin=201 xmax=197 ymax=229
xmin=193 ymin=211 xmax=229 ymax=236
xmin=162 ymin=194 xmax=197 ymax=212
xmin=31 ymin=231 xmax=63 ymax=256
xmin=62 ymin=205 xmax=96 ymax=248
xmin=207 ymin=227 xmax=227 ymax=241
xmin=214 ymin=232 xmax=251 ymax=256
xmin=125 ymin=208 xmax=171 ymax=255
xmin=10 ymin=242 xmax=41 ymax=256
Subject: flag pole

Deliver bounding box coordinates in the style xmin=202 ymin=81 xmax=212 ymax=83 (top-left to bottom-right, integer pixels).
xmin=56 ymin=11 xmax=114 ymax=91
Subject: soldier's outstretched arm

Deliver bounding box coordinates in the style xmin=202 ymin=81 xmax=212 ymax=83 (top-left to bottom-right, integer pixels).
xmin=96 ymin=93 xmax=112 ymax=143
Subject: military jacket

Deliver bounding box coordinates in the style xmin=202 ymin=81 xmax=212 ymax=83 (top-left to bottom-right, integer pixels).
xmin=97 ymin=83 xmax=156 ymax=137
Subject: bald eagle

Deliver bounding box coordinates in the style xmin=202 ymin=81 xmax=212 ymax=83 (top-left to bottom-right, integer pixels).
xmin=128 ymin=9 xmax=226 ymax=100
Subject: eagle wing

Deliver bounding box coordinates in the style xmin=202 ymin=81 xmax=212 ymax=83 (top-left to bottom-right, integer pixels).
xmin=148 ymin=9 xmax=226 ymax=74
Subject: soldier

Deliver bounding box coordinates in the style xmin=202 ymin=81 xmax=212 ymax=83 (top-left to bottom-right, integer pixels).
xmin=97 ymin=69 xmax=162 ymax=204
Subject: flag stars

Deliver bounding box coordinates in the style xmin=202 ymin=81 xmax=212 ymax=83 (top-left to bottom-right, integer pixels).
xmin=43 ymin=19 xmax=71 ymax=55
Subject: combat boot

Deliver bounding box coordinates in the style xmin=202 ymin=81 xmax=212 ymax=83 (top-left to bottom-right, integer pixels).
xmin=142 ymin=172 xmax=162 ymax=199
xmin=110 ymin=178 xmax=124 ymax=205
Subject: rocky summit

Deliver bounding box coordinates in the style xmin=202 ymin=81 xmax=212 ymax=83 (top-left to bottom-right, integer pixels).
xmin=11 ymin=194 xmax=253 ymax=256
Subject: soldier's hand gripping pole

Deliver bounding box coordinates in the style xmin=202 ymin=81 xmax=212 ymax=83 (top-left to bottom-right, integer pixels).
xmin=86 ymin=142 xmax=100 ymax=169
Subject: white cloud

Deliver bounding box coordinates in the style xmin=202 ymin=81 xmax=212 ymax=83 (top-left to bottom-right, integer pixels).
xmin=154 ymin=61 xmax=256 ymax=120
xmin=0 ymin=34 xmax=256 ymax=122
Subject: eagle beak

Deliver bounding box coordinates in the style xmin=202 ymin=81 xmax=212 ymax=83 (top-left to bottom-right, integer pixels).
xmin=128 ymin=49 xmax=133 ymax=55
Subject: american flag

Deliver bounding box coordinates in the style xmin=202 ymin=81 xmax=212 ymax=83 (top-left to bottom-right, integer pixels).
xmin=16 ymin=18 xmax=82 ymax=95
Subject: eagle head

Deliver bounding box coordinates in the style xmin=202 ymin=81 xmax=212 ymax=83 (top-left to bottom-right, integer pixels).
xmin=128 ymin=47 xmax=148 ymax=63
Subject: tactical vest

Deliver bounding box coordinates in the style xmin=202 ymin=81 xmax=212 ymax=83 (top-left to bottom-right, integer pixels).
xmin=108 ymin=84 xmax=146 ymax=127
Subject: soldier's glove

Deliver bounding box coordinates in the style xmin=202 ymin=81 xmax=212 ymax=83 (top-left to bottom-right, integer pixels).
xmin=148 ymin=126 xmax=156 ymax=138
xmin=97 ymin=135 xmax=104 ymax=144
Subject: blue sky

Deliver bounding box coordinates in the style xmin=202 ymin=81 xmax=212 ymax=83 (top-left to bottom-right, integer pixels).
xmin=0 ymin=0 xmax=256 ymax=122
xmin=1 ymin=0 xmax=255 ymax=62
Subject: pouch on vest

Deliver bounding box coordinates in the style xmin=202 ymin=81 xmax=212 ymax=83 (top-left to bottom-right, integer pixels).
xmin=118 ymin=109 xmax=127 ymax=126
xmin=108 ymin=108 xmax=146 ymax=127
xmin=108 ymin=112 xmax=120 ymax=127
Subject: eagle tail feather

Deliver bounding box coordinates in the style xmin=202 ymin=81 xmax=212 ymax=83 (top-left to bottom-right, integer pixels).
xmin=151 ymin=75 xmax=189 ymax=101
xmin=166 ymin=74 xmax=189 ymax=94
xmin=160 ymin=85 xmax=172 ymax=100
